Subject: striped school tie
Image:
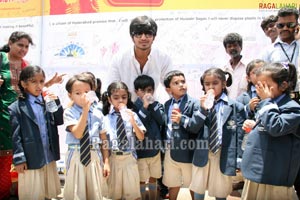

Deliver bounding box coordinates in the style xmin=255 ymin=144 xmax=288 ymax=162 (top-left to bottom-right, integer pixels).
xmin=80 ymin=126 xmax=91 ymax=166
xmin=209 ymin=107 xmax=220 ymax=154
xmin=116 ymin=112 xmax=129 ymax=150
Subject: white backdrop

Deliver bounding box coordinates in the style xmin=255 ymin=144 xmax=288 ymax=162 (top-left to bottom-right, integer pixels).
xmin=0 ymin=8 xmax=277 ymax=156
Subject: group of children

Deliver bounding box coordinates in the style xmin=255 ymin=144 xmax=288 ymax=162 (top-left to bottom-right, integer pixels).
xmin=8 ymin=60 xmax=300 ymax=200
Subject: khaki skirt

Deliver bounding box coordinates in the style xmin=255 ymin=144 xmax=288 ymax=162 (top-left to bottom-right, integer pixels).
xmin=18 ymin=161 xmax=61 ymax=200
xmin=189 ymin=150 xmax=232 ymax=198
xmin=241 ymin=179 xmax=298 ymax=200
xmin=63 ymin=148 xmax=108 ymax=200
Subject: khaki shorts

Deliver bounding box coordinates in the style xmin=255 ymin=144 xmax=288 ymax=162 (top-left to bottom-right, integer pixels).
xmin=162 ymin=148 xmax=192 ymax=188
xmin=189 ymin=150 xmax=232 ymax=197
xmin=137 ymin=152 xmax=162 ymax=182
xmin=108 ymin=153 xmax=141 ymax=200
xmin=18 ymin=161 xmax=61 ymax=200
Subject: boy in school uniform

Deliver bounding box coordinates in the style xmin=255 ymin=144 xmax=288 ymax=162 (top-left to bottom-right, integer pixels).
xmin=162 ymin=70 xmax=204 ymax=200
xmin=133 ymin=75 xmax=165 ymax=199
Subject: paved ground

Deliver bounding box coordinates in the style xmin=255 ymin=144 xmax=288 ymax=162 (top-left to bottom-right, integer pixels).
xmin=177 ymin=188 xmax=241 ymax=200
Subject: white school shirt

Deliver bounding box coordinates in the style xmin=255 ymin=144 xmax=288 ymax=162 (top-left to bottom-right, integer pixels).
xmin=223 ymin=58 xmax=248 ymax=100
xmin=28 ymin=94 xmax=54 ymax=164
xmin=108 ymin=47 xmax=173 ymax=102
xmin=64 ymin=103 xmax=103 ymax=146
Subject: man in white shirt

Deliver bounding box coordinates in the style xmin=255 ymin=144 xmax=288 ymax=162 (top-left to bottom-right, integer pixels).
xmin=222 ymin=32 xmax=248 ymax=100
xmin=108 ymin=16 xmax=173 ymax=103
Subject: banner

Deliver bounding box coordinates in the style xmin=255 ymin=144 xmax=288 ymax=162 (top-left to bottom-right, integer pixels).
xmin=0 ymin=0 xmax=298 ymax=17
xmin=0 ymin=0 xmax=42 ymax=18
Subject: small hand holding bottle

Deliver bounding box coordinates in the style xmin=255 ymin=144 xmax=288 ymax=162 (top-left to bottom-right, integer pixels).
xmin=78 ymin=92 xmax=92 ymax=113
xmin=171 ymin=103 xmax=181 ymax=125
xmin=201 ymin=89 xmax=215 ymax=110
xmin=42 ymin=88 xmax=59 ymax=112
xmin=242 ymin=119 xmax=256 ymax=150
xmin=242 ymin=119 xmax=256 ymax=133
xmin=142 ymin=93 xmax=155 ymax=109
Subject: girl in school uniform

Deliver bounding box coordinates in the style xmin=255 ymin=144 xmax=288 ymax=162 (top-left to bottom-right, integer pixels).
xmin=63 ymin=74 xmax=110 ymax=200
xmin=241 ymin=62 xmax=300 ymax=200
xmin=236 ymin=59 xmax=266 ymax=119
xmin=101 ymin=81 xmax=146 ymax=200
xmin=190 ymin=68 xmax=246 ymax=200
xmin=9 ymin=65 xmax=63 ymax=200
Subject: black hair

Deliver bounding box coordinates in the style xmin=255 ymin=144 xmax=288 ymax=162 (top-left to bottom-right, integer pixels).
xmin=260 ymin=15 xmax=278 ymax=30
xmin=0 ymin=44 xmax=10 ymax=53
xmin=81 ymin=71 xmax=96 ymax=90
xmin=102 ymin=81 xmax=135 ymax=115
xmin=246 ymin=59 xmax=266 ymax=91
xmin=134 ymin=75 xmax=155 ymax=91
xmin=96 ymin=77 xmax=102 ymax=101
xmin=18 ymin=65 xmax=45 ymax=99
xmin=255 ymin=62 xmax=297 ymax=94
xmin=65 ymin=74 xmax=94 ymax=93
xmin=223 ymin=32 xmax=243 ymax=49
xmin=1 ymin=32 xmax=33 ymax=53
xmin=200 ymin=67 xmax=232 ymax=94
xmin=277 ymin=7 xmax=299 ymax=20
xmin=163 ymin=70 xmax=185 ymax=88
xmin=129 ymin=16 xmax=157 ymax=37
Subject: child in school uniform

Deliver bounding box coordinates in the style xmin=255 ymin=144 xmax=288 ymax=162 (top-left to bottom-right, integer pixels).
xmin=63 ymin=74 xmax=110 ymax=200
xmin=9 ymin=65 xmax=63 ymax=200
xmin=162 ymin=70 xmax=204 ymax=200
xmin=190 ymin=67 xmax=246 ymax=200
xmin=236 ymin=59 xmax=266 ymax=120
xmin=101 ymin=81 xmax=146 ymax=200
xmin=241 ymin=62 xmax=300 ymax=200
xmin=133 ymin=75 xmax=165 ymax=199
xmin=234 ymin=59 xmax=266 ymax=193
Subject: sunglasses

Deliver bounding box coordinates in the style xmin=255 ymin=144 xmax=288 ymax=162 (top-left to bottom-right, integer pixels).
xmin=276 ymin=22 xmax=298 ymax=29
xmin=133 ymin=31 xmax=154 ymax=38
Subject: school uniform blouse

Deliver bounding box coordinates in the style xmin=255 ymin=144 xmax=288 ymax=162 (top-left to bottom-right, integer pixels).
xmin=64 ymin=103 xmax=103 ymax=146
xmin=28 ymin=94 xmax=54 ymax=164
xmin=241 ymin=94 xmax=300 ymax=186
xmin=102 ymin=108 xmax=146 ymax=157
xmin=192 ymin=93 xmax=245 ymax=176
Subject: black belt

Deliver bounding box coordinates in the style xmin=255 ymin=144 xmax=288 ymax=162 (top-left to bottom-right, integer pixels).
xmin=111 ymin=150 xmax=131 ymax=156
